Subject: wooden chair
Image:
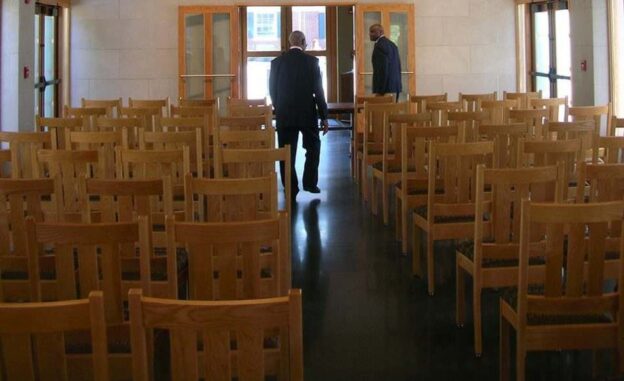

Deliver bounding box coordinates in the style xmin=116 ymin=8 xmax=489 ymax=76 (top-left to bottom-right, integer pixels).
xmin=456 ymin=164 xmax=564 ymax=356
xmin=531 ymin=96 xmax=569 ymax=122
xmin=217 ymin=147 xmax=291 ymax=217
xmin=0 ymin=291 xmax=109 ymax=381
xmin=509 ymin=108 xmax=549 ymax=139
xmin=353 ymin=94 xmax=394 ymax=181
xmin=36 ymin=117 xmax=85 ymax=149
xmin=185 ymin=173 xmax=277 ymax=223
xmin=66 ymin=130 xmax=129 ymax=179
xmin=129 ymin=288 xmax=303 ymax=381
xmin=0 ymin=150 xmax=9 ymax=178
xmin=178 ymin=98 xmax=218 ymax=108
xmin=218 ymin=115 xmax=269 ymax=132
xmin=503 ymin=90 xmax=541 ymax=109
xmin=413 ymin=141 xmax=494 ymax=295
xmin=395 ymin=124 xmax=458 ymax=254
xmin=518 ymin=139 xmax=582 ymax=200
xmin=96 ymin=116 xmax=143 ymax=148
xmin=569 ymin=104 xmax=611 ymax=136
xmin=0 ymin=132 xmax=52 ymax=178
xmin=370 ymin=112 xmax=432 ymax=225
xmin=119 ymin=106 xmax=161 ymax=132
xmin=227 ymin=96 xmax=267 ymax=107
xmin=0 ymin=179 xmax=59 ymax=302
xmin=214 ymin=126 xmax=275 ymax=162
xmin=228 ymin=105 xmax=273 ymax=131
xmin=81 ymin=98 xmax=123 ymax=118
xmin=478 ymin=123 xmax=529 ymax=168
xmin=409 ymin=93 xmax=447 ymax=113
xmin=447 ymin=111 xmax=488 ymax=142
xmin=165 ymin=212 xmax=290 ymax=300
xmin=360 ymin=102 xmax=408 ymax=203
xmin=129 ymin=97 xmax=170 ymax=117
xmin=480 ymin=99 xmax=518 ymax=124
xmin=64 ymin=106 xmax=108 ymax=131
xmin=596 ymin=136 xmax=624 ymax=163
xmin=425 ymin=101 xmax=462 ymax=126
xmin=545 ymin=120 xmax=597 ymax=162
xmin=499 ymin=200 xmax=624 ymax=381
xmin=139 ymin=129 xmax=203 ymax=178
xmin=577 ymin=162 xmax=624 ymax=204
xmin=459 ymin=92 xmax=497 ymax=112
xmin=611 ymin=116 xmax=624 ymax=136
xmin=36 ymin=149 xmax=99 ymax=219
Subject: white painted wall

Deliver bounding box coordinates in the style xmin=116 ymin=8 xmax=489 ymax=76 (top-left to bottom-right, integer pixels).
xmin=68 ymin=0 xmax=517 ymax=105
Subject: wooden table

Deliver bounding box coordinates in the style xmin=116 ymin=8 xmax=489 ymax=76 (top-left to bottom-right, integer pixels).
xmin=327 ymin=102 xmax=355 ymax=131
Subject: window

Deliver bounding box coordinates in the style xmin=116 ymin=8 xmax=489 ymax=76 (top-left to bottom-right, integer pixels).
xmin=34 ymin=3 xmax=61 ymax=117
xmin=530 ymin=1 xmax=571 ymax=100
xmin=610 ymin=0 xmax=624 ymax=119
xmin=255 ymin=13 xmax=277 ymax=37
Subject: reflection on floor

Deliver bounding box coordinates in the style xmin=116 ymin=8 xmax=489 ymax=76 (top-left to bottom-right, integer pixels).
xmin=289 ymin=131 xmax=602 ymax=380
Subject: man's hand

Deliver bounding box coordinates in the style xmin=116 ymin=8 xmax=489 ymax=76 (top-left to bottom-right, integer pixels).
xmin=321 ymin=119 xmax=329 ymax=136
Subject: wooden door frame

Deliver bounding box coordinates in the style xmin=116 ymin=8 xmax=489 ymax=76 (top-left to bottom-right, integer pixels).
xmin=355 ymin=3 xmax=415 ymax=98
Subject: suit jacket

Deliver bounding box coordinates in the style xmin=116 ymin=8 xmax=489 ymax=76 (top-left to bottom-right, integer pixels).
xmin=269 ymin=48 xmax=328 ymax=130
xmin=372 ymin=36 xmax=402 ymax=95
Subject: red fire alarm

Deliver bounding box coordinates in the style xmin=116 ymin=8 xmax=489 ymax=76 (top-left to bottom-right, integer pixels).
xmin=23 ymin=66 xmax=30 ymax=79
xmin=581 ymin=60 xmax=587 ymax=72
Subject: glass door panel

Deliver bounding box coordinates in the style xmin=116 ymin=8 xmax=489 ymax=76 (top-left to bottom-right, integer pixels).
xmin=533 ymin=10 xmax=550 ymax=74
xmin=184 ymin=14 xmax=205 ymax=100
xmin=34 ymin=4 xmax=59 ymax=118
xmin=43 ymin=16 xmax=57 ymax=117
xmin=390 ymin=12 xmax=409 ymax=100
xmin=212 ymin=13 xmax=233 ymax=107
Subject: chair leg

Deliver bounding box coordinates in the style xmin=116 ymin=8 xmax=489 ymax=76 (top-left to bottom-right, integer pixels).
xmin=516 ymin=337 xmax=526 ymax=381
xmin=371 ymin=175 xmax=379 ymax=215
xmin=395 ymin=195 xmax=402 ymax=242
xmin=361 ymin=161 xmax=368 ymax=203
xmin=499 ymin=309 xmax=510 ymax=381
xmin=382 ymin=181 xmax=389 ymax=225
xmin=473 ymin=286 xmax=482 ymax=357
xmin=456 ymin=258 xmax=466 ymax=327
xmin=427 ymin=233 xmax=435 ymax=296
xmin=412 ymin=223 xmax=422 ymax=277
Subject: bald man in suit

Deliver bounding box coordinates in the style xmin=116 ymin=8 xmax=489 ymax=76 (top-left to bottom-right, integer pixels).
xmin=369 ymin=24 xmax=402 ymax=100
xmin=269 ymin=31 xmax=329 ymax=202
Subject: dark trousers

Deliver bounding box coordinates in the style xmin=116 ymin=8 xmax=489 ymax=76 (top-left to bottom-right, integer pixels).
xmin=277 ymin=126 xmax=320 ymax=193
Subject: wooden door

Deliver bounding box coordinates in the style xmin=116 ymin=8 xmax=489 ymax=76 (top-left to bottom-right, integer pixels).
xmin=178 ymin=7 xmax=241 ymax=104
xmin=355 ymin=4 xmax=415 ymax=99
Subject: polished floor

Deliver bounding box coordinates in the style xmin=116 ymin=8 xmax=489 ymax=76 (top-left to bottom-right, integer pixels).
xmin=289 ymin=131 xmax=612 ymax=381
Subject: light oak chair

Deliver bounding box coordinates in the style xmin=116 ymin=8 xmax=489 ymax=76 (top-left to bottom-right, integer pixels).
xmin=596 ymin=136 xmax=624 ymax=163
xmin=395 ymin=124 xmax=458 ymax=254
xmin=139 ymin=129 xmax=203 ymax=178
xmin=81 ymin=98 xmax=123 ymax=118
xmin=509 ymin=108 xmax=549 ymax=140
xmin=165 ymin=212 xmax=290 ymax=300
xmin=155 ymin=115 xmax=212 ymax=175
xmin=611 ymin=116 xmax=624 ymax=136
xmin=499 ymin=200 xmax=624 ymax=381
xmin=569 ymin=104 xmax=611 ymax=136
xmin=36 ymin=117 xmax=85 ymax=149
xmin=456 ymin=164 xmax=564 ymax=356
xmin=480 ymin=99 xmax=518 ymax=125
xmin=178 ymin=98 xmax=218 ymax=108
xmin=119 ymin=106 xmax=161 ymax=132
xmin=0 ymin=150 xmax=9 ymax=178
xmin=459 ymin=92 xmax=497 ymax=112
xmin=129 ymin=288 xmax=303 ymax=381
xmin=64 ymin=106 xmax=108 ymax=131
xmin=66 ymin=129 xmax=129 ymax=179
xmin=129 ymin=97 xmax=170 ymax=117
xmin=0 ymin=132 xmax=52 ymax=178
xmin=503 ymin=90 xmax=542 ymax=109
xmin=478 ymin=123 xmax=529 ymax=168
xmin=531 ymin=96 xmax=569 ymax=122
xmin=413 ymin=141 xmax=494 ymax=295
xmin=447 ymin=111 xmax=488 ymax=142
xmin=227 ymin=96 xmax=267 ymax=107
xmin=0 ymin=291 xmax=109 ymax=381
xmin=425 ymin=101 xmax=462 ymax=127
xmin=545 ymin=120 xmax=597 ymax=162
xmin=409 ymin=93 xmax=448 ymax=113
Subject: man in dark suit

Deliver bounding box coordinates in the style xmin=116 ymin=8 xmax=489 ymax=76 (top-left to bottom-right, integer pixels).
xmin=269 ymin=31 xmax=329 ymax=202
xmin=369 ymin=24 xmax=402 ymax=100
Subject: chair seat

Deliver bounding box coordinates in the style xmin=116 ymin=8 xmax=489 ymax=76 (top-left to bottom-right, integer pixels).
xmin=502 ymin=287 xmax=614 ymax=326
xmin=415 ymin=206 xmax=474 ymax=223
xmin=457 ymin=240 xmax=545 ymax=268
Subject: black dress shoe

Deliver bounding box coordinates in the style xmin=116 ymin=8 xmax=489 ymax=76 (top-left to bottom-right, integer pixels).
xmin=303 ymin=186 xmax=321 ymax=193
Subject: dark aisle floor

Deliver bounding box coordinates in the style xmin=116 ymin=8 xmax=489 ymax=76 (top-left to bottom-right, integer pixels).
xmin=288 ymin=131 xmax=606 ymax=381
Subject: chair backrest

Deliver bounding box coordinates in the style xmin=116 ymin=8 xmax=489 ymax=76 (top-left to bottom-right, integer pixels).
xmin=36 ymin=117 xmax=85 ymax=149
xmin=227 ymin=97 xmax=267 ymax=107
xmin=228 ymin=105 xmax=273 ymax=129
xmin=119 ymin=106 xmax=161 ymax=132
xmin=214 ymin=126 xmax=275 ymax=165
xmin=129 ymin=288 xmax=303 ymax=381
xmin=64 ymin=106 xmax=108 ymax=131
xmin=139 ymin=129 xmax=203 ymax=178
xmin=178 ymin=98 xmax=219 ymax=108
xmin=425 ymin=101 xmax=462 ymax=126
xmin=447 ymin=111 xmax=488 ymax=142
xmin=427 ymin=141 xmax=494 ymax=212
xmin=66 ymin=130 xmax=129 ymax=178
xmin=362 ymin=102 xmax=408 ymax=149
xmin=503 ymin=90 xmax=541 ymax=109
xmin=531 ymin=96 xmax=569 ymax=122
xmin=355 ymin=94 xmax=394 ymax=133
xmin=478 ymin=123 xmax=529 ymax=168
xmin=509 ymin=108 xmax=549 ymax=139
xmin=0 ymin=132 xmax=52 ymax=178
xmin=95 ymin=116 xmax=143 ymax=147
xmin=129 ymin=97 xmax=170 ymax=117
xmin=515 ymin=200 xmax=624 ymax=323
xmin=0 ymin=150 xmax=9 ymax=178
xmin=545 ymin=121 xmax=596 ymax=162
xmin=0 ymin=291 xmax=109 ymax=381
xmin=26 ymin=218 xmax=149 ymax=322
xmin=185 ymin=172 xmax=278 ymax=223
xmin=166 ymin=212 xmax=290 ymax=300
xmin=387 ymin=113 xmax=435 ymax=173
xmin=116 ymin=147 xmax=190 ymax=184
xmin=569 ymin=104 xmax=611 ymax=136
xmin=459 ymin=92 xmax=497 ymax=112
xmin=611 ymin=116 xmax=624 ymax=136
xmin=480 ymin=99 xmax=518 ymax=124
xmin=596 ymin=136 xmax=624 ymax=163
xmin=474 ymin=165 xmax=564 ymax=263
xmin=409 ymin=93 xmax=448 ymax=113
xmin=400 ymin=124 xmax=457 ymax=185
xmin=81 ymin=98 xmax=123 ymax=118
